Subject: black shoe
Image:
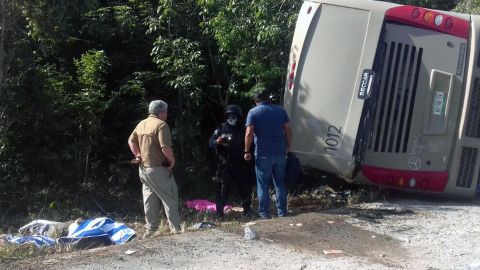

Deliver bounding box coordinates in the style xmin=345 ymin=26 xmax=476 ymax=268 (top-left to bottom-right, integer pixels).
xmin=243 ymin=211 xmax=257 ymax=220
xmin=259 ymin=214 xmax=272 ymax=220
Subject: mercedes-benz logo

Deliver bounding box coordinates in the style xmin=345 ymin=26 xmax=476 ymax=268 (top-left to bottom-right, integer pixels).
xmin=408 ymin=157 xmax=422 ymax=170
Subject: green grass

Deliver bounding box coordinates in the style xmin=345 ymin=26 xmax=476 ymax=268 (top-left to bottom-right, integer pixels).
xmin=0 ymin=244 xmax=57 ymax=263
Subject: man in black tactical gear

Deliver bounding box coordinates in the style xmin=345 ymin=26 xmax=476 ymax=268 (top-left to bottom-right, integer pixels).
xmin=209 ymin=104 xmax=255 ymax=218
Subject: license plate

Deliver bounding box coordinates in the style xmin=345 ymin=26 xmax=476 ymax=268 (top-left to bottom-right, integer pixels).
xmin=432 ymin=91 xmax=447 ymax=116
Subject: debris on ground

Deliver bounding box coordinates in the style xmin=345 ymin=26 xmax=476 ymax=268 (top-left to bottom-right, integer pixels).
xmin=399 ymin=237 xmax=410 ymax=243
xmin=323 ymin=249 xmax=345 ymax=255
xmin=289 ymin=185 xmax=375 ymax=208
xmin=124 ymin=249 xmax=137 ymax=255
xmin=244 ymin=226 xmax=257 ymax=240
xmin=228 ymin=207 xmax=244 ymax=213
xmin=242 ymin=222 xmax=256 ymax=227
xmin=354 ymin=211 xmax=384 ymax=223
xmin=189 ymin=222 xmax=215 ymax=231
xmin=313 ymin=186 xmax=351 ymax=203
xmin=352 ymin=208 xmax=414 ymax=223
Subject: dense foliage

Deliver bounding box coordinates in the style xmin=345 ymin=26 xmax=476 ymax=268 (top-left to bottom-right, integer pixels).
xmin=0 ymin=0 xmax=476 ymax=222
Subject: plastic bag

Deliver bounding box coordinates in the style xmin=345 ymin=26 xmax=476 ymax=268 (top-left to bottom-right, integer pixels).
xmin=244 ymin=226 xmax=256 ymax=240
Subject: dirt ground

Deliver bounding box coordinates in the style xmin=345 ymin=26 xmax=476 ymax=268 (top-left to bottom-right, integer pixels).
xmin=4 ymin=198 xmax=480 ymax=270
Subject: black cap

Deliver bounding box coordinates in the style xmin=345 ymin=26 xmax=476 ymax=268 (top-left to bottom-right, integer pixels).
xmin=225 ymin=104 xmax=242 ymax=118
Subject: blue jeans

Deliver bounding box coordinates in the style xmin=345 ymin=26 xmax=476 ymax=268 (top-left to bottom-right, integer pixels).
xmin=255 ymin=155 xmax=287 ymax=217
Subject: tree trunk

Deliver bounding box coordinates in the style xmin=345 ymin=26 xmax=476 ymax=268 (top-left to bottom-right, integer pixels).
xmin=0 ymin=0 xmax=7 ymax=101
xmin=176 ymin=90 xmax=185 ymax=160
xmin=84 ymin=146 xmax=90 ymax=183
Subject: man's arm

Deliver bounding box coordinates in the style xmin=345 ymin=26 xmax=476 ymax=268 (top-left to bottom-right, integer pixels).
xmin=161 ymin=145 xmax=176 ymax=169
xmin=128 ymin=140 xmax=141 ymax=157
xmin=284 ymin=122 xmax=292 ymax=153
xmin=244 ymin=125 xmax=254 ymax=161
xmin=128 ymin=139 xmax=142 ymax=165
xmin=157 ymin=124 xmax=175 ymax=169
xmin=209 ymin=127 xmax=222 ymax=149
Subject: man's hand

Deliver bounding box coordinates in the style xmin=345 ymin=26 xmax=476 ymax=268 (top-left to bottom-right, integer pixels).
xmin=161 ymin=146 xmax=175 ymax=170
xmin=216 ymin=137 xmax=223 ymax=145
xmin=167 ymin=159 xmax=175 ymax=170
xmin=130 ymin=155 xmax=142 ymax=166
xmin=244 ymin=125 xmax=254 ymax=161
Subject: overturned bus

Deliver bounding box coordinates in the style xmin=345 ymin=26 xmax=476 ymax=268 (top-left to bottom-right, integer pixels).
xmin=283 ymin=0 xmax=480 ymax=197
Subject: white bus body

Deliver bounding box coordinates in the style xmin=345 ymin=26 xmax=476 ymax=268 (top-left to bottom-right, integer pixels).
xmin=284 ymin=0 xmax=480 ymax=197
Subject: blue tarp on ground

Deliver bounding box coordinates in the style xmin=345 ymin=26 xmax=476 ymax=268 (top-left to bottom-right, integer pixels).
xmin=5 ymin=235 xmax=56 ymax=247
xmin=4 ymin=217 xmax=135 ymax=247
xmin=58 ymin=217 xmax=136 ymax=245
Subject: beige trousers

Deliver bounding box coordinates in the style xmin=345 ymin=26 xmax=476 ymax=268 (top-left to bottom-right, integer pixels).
xmin=139 ymin=166 xmax=181 ymax=233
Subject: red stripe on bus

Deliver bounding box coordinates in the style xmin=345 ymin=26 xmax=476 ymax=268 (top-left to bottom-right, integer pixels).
xmin=385 ymin=6 xmax=470 ymax=39
xmin=361 ymin=165 xmax=449 ymax=192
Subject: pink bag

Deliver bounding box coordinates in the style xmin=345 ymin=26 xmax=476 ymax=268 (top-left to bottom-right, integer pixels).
xmin=185 ymin=200 xmax=231 ymax=213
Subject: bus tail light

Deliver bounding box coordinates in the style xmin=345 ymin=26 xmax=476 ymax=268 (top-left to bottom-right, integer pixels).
xmin=361 ymin=165 xmax=448 ymax=192
xmin=445 ymin=18 xmax=453 ymax=29
xmin=423 ymin=11 xmax=433 ymax=23
xmin=289 ymin=62 xmax=296 ymax=79
xmin=385 ymin=6 xmax=469 ymax=39
xmin=412 ymin=8 xmax=421 ymax=19
xmin=409 ymin=178 xmax=416 ymax=188
xmin=288 ymin=81 xmax=293 ymax=89
xmin=434 ymin=15 xmax=443 ymax=26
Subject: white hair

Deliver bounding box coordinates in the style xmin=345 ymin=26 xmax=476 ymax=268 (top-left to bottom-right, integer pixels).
xmin=148 ymin=100 xmax=168 ymax=115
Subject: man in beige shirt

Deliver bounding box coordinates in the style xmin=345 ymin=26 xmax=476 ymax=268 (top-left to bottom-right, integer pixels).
xmin=128 ymin=100 xmax=181 ymax=236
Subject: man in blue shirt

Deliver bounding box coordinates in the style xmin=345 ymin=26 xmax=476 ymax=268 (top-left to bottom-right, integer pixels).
xmin=244 ymin=87 xmax=292 ymax=219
